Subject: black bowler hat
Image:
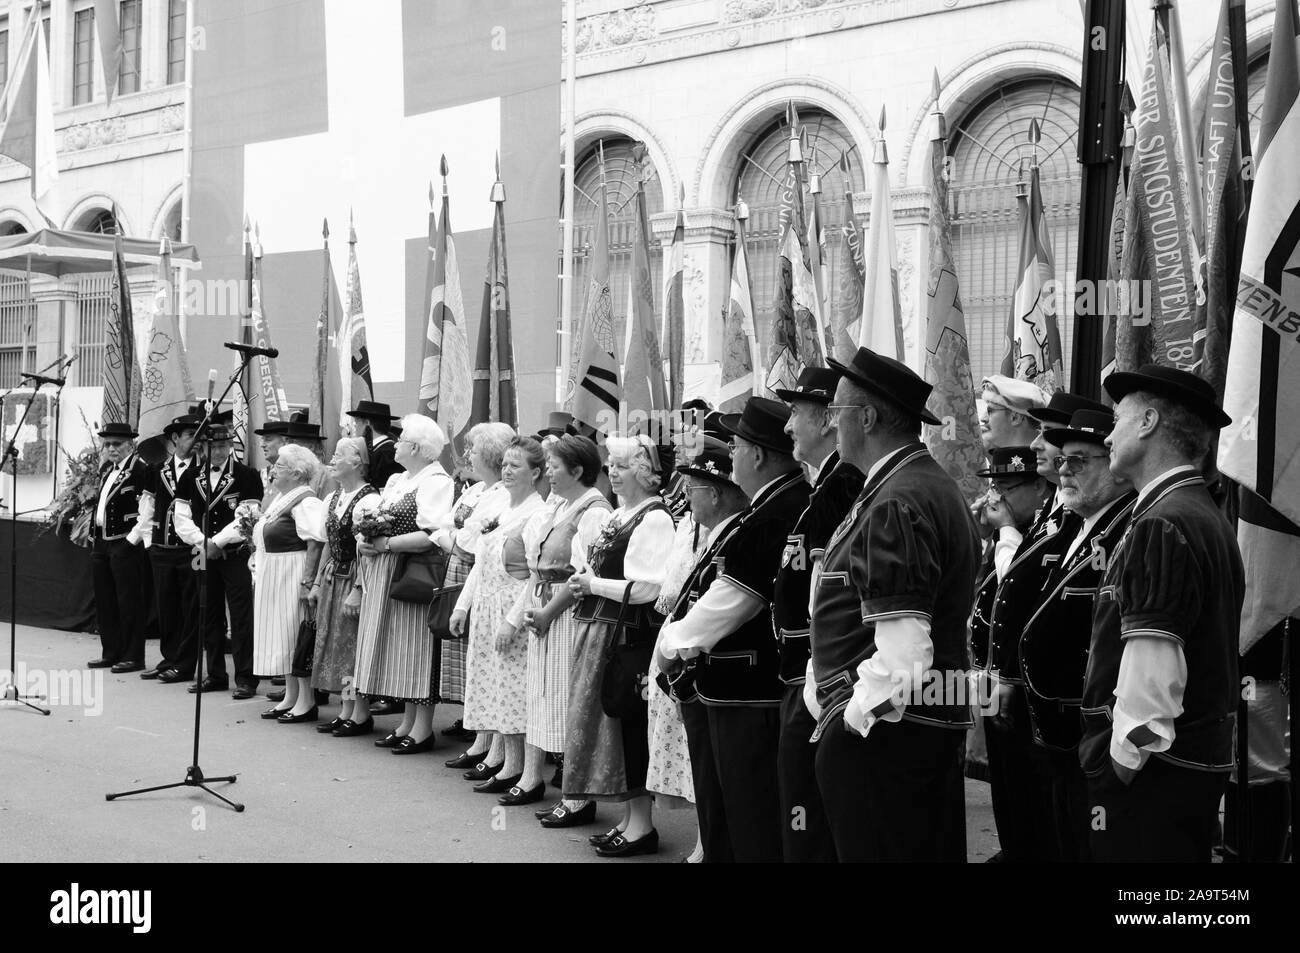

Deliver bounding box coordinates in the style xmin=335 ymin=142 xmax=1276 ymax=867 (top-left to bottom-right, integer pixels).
xmin=1044 ymin=409 xmax=1116 ymax=448
xmin=199 ymin=424 xmax=234 ymax=443
xmin=286 ymin=420 xmax=323 ymax=441
xmin=346 ymin=399 xmax=399 ymax=421
xmin=718 ymin=397 xmax=794 ymax=455
xmin=676 ymin=436 xmax=736 ymax=488
xmin=98 ymin=422 xmax=137 ymax=440
xmin=537 ymin=411 xmax=576 ymax=439
xmin=977 ymin=446 xmax=1037 ymax=478
xmin=1103 ymin=365 xmax=1231 ymax=429
xmin=1029 ymin=391 xmax=1110 ymax=427
xmin=163 ymin=413 xmax=202 ymax=436
xmin=253 ymin=420 xmax=288 ymax=437
xmin=827 ymin=347 xmax=941 ymax=426
xmin=774 ymin=367 xmax=838 ymax=405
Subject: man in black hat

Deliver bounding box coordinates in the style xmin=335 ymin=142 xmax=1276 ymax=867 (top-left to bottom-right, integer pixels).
xmin=255 ymin=420 xmax=289 ymax=502
xmin=88 ymin=423 xmax=153 ymax=672
xmin=771 ymin=367 xmax=863 ymax=862
xmin=135 ymin=411 xmax=203 ymax=682
xmin=347 ymin=400 xmax=404 ymax=488
xmin=173 ymin=425 xmax=265 ymax=699
xmin=1081 ymin=366 xmax=1243 ymax=862
xmin=658 ymin=397 xmax=809 ymax=862
xmin=1019 ymin=408 xmax=1136 ymax=862
xmin=810 ymin=347 xmax=979 ymax=861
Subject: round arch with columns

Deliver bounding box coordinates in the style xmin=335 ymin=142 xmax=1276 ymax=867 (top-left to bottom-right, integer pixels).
xmin=61 ymin=194 xmax=133 ymax=236
xmin=572 ymin=110 xmax=680 ymax=205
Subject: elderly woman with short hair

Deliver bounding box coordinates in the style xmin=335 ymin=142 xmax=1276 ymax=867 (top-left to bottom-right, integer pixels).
xmin=336 ymin=415 xmax=455 ymax=750
xmin=253 ymin=443 xmax=327 ymax=721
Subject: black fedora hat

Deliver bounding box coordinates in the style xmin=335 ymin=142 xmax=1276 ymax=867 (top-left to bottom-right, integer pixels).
xmin=1029 ymin=391 xmax=1110 ymax=427
xmin=537 ymin=411 xmax=576 ymax=439
xmin=98 ymin=422 xmax=137 ymax=440
xmin=718 ymin=397 xmax=794 ymax=455
xmin=1044 ymin=409 xmax=1116 ymax=448
xmin=676 ymin=436 xmax=736 ymax=488
xmin=976 ymin=446 xmax=1037 ymax=479
xmin=827 ymin=347 xmax=941 ymax=426
xmin=253 ymin=420 xmax=289 ymax=437
xmin=346 ymin=399 xmax=399 ymax=421
xmin=286 ymin=420 xmax=323 ymax=441
xmin=163 ymin=413 xmax=202 ymax=436
xmin=1103 ymin=365 xmax=1231 ymax=429
xmin=198 ymin=424 xmax=234 ymax=443
xmin=774 ymin=367 xmax=838 ymax=405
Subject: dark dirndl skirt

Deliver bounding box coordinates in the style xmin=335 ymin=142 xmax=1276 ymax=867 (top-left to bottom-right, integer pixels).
xmin=436 ymin=549 xmax=475 ymax=703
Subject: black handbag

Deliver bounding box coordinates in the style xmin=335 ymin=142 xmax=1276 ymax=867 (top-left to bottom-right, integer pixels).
xmin=426 ymin=583 xmax=465 ymax=639
xmin=600 ymin=582 xmax=662 ymax=719
xmin=388 ymin=547 xmax=449 ymax=603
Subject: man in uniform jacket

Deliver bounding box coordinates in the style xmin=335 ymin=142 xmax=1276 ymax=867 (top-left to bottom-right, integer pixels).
xmin=1020 ymin=408 xmax=1136 ymax=862
xmin=136 ymin=412 xmax=203 ymax=682
xmin=88 ymin=423 xmax=153 ymax=672
xmin=658 ymin=397 xmax=810 ymax=863
xmin=174 ymin=425 xmax=265 ymax=699
xmin=772 ymin=368 xmax=863 ymax=863
xmin=1082 ymin=365 xmax=1243 ymax=862
xmin=809 ymin=347 xmax=979 ymax=862
xmin=347 ymin=400 xmax=403 ymax=489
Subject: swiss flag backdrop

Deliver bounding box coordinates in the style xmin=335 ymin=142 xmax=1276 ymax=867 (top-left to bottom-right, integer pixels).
xmin=188 ymin=0 xmax=559 ymax=430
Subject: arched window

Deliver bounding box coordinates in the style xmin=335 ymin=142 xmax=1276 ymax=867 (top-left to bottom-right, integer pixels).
xmin=569 ymin=137 xmax=664 ymax=370
xmin=0 ymin=221 xmax=27 ymax=236
xmin=737 ymin=108 xmax=864 ymax=365
xmin=78 ymin=208 xmax=119 ymax=235
xmin=948 ymin=77 xmax=1081 ymax=384
xmin=161 ymin=202 xmax=182 ymax=242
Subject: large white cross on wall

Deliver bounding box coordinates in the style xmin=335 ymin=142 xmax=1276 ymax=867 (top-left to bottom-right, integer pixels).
xmin=242 ymin=0 xmax=500 ymax=382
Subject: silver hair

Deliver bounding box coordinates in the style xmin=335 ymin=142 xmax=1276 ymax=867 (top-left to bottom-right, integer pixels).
xmin=334 ymin=436 xmax=369 ymax=475
xmin=1131 ymin=391 xmax=1213 ymax=462
xmin=398 ymin=414 xmax=448 ymax=463
xmin=466 ymin=421 xmax=516 ymax=473
xmin=605 ymin=436 xmax=661 ymax=492
xmin=276 ymin=443 xmax=321 ymax=485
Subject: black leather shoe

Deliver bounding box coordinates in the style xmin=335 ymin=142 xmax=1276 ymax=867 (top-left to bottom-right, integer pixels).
xmin=391 ymin=734 xmax=436 ymax=755
xmin=266 ymin=689 xmax=286 ymax=703
xmin=444 ymin=750 xmax=487 ymax=770
xmin=440 ymin=718 xmax=475 ymax=741
xmin=332 ymin=719 xmax=374 ymax=737
xmin=540 ymin=801 xmax=597 ymax=828
xmin=498 ymin=782 xmax=546 ymax=806
xmin=87 ymin=658 xmax=117 ymax=669
xmin=188 ymin=677 xmax=229 ymax=694
xmin=473 ymin=772 xmax=522 ymax=794
xmin=261 ymin=706 xmax=291 ymax=720
xmin=111 ymin=661 xmax=144 ymax=674
xmin=369 ymin=699 xmax=404 ymax=716
xmin=535 ymin=801 xmax=562 ymax=820
xmin=589 ymin=826 xmax=623 ymax=847
xmin=232 ymin=685 xmax=257 ymax=700
xmin=374 ymin=730 xmax=408 ymax=748
xmin=594 ymin=829 xmax=659 ymax=858
xmin=140 ymin=667 xmax=165 ymax=680
xmin=317 ymin=716 xmax=348 ymax=734
xmin=277 ymin=706 xmax=319 ymax=724
xmin=158 ymin=669 xmax=192 ymax=684
xmin=462 ymin=761 xmax=503 ymax=782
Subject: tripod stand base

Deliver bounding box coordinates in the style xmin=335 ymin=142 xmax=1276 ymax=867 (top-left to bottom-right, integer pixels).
xmin=1 ymin=681 xmax=51 ymax=715
xmin=106 ymin=765 xmax=245 ymax=812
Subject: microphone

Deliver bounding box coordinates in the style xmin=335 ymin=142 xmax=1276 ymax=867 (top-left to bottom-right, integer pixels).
xmin=20 ymin=371 xmax=66 ymax=387
xmin=224 ymin=341 xmax=279 ymax=359
xmin=207 ymin=369 xmax=217 ymax=403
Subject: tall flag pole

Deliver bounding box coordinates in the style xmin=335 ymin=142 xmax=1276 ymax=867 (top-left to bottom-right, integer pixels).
xmin=310 ymin=219 xmax=332 ymax=439
xmin=1100 ymin=94 xmax=1136 ymax=398
xmin=624 ymin=143 xmax=668 ymax=423
xmin=137 ymin=238 xmax=195 ymax=442
xmin=1218 ymin=0 xmax=1300 ymax=654
xmin=419 ymin=157 xmax=473 ymax=456
xmin=571 ymin=144 xmax=620 ymax=436
xmin=718 ymin=198 xmax=760 ymax=413
xmin=807 ymin=147 xmax=830 ymax=340
xmin=0 ymin=12 xmax=60 ymax=225
xmin=856 ymin=105 xmax=906 ymax=364
xmin=663 ymin=183 xmax=687 ymax=411
xmin=765 ymin=103 xmax=825 ymax=394
xmin=101 ymin=210 xmax=139 ymax=428
xmin=1115 ymin=9 xmax=1202 ymax=376
xmin=471 ymin=153 xmax=518 ymax=428
xmin=232 ymin=216 xmax=254 ymax=459
xmin=338 ymin=209 xmax=375 ymax=433
xmin=833 ymin=151 xmax=864 ymax=361
xmin=921 ymin=70 xmax=982 ymax=504
xmin=241 ymin=223 xmax=288 ymax=468
xmin=1001 ymin=124 xmax=1064 ymax=394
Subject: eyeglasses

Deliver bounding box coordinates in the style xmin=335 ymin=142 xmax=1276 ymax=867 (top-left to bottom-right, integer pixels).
xmin=1053 ymin=453 xmax=1110 ymax=473
xmin=682 ymin=482 xmax=712 ymax=495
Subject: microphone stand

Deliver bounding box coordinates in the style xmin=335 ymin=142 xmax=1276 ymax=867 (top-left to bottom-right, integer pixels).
xmin=2 ymin=379 xmax=53 ymax=715
xmin=106 ymin=355 xmax=255 ymax=811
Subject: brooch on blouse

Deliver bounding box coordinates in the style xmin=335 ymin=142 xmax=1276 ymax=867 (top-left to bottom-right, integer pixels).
xmin=480 ymin=517 xmax=501 ymax=534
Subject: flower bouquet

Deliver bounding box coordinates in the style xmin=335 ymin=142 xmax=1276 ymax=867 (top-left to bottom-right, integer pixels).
xmin=38 ymin=443 xmax=106 ymax=548
xmin=234 ymin=500 xmax=262 ymax=540
xmin=355 ymin=508 xmax=395 ymax=541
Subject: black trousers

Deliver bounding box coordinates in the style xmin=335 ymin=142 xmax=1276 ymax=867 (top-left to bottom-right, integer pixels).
xmin=1087 ymin=756 xmax=1228 ymax=862
xmin=681 ymin=697 xmax=732 ymax=863
xmin=1042 ymin=744 xmax=1091 ymax=862
xmin=148 ymin=545 xmax=199 ymax=675
xmin=777 ymin=685 xmax=835 ymax=862
xmin=180 ymin=549 xmax=255 ymax=689
xmin=704 ymin=703 xmax=783 ymax=863
xmin=984 ymin=689 xmax=1058 ymax=861
xmin=816 ymin=716 xmax=966 ymax=863
xmin=91 ymin=537 xmax=151 ymax=665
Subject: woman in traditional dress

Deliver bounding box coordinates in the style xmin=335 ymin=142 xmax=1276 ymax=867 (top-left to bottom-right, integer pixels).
xmin=434 ymin=422 xmax=512 ymax=765
xmin=336 ymin=415 xmax=455 ymax=748
xmin=509 ymin=435 xmax=611 ymax=824
xmin=306 ymin=437 xmax=378 ymax=734
xmin=253 ymin=444 xmax=327 ymax=722
xmin=449 ymin=437 xmax=547 ymax=792
xmin=564 ymin=436 xmax=675 ymax=857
